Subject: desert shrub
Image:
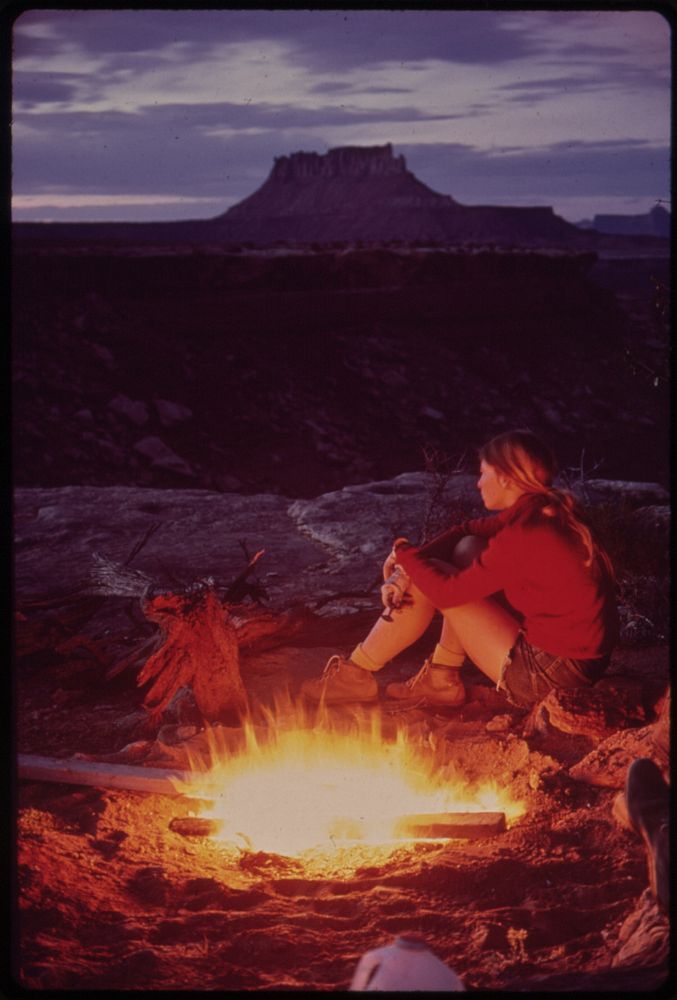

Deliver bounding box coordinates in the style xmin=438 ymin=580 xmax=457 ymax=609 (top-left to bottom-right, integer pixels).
xmin=585 ymin=501 xmax=668 ymax=578
xmin=585 ymin=502 xmax=670 ymax=645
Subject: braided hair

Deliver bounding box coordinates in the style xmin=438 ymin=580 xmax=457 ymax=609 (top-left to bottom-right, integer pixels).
xmin=479 ymin=430 xmax=615 ymax=581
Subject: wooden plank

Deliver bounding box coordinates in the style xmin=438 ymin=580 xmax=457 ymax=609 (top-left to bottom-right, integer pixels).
xmin=393 ymin=811 xmax=506 ymax=840
xmin=17 ymin=754 xmax=196 ymax=796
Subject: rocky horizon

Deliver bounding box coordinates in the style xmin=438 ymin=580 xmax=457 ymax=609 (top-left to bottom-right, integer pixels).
xmin=215 ymin=143 xmax=584 ymax=244
xmin=12 ymin=143 xmax=671 ymax=250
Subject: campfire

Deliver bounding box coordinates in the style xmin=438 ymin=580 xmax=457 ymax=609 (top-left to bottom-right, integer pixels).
xmin=171 ymin=699 xmax=526 ymax=867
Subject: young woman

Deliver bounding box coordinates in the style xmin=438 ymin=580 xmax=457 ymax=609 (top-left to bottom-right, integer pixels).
xmin=301 ymin=429 xmax=619 ymax=709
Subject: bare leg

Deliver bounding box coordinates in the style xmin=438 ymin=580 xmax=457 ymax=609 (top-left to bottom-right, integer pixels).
xmin=424 ymin=535 xmax=521 ymax=684
xmin=358 ymin=585 xmax=437 ymax=669
xmin=440 ymin=600 xmax=520 ymax=685
xmin=358 ymin=534 xmax=499 ymax=672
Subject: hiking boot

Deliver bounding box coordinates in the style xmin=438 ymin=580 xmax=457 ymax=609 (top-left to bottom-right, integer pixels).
xmin=624 ymin=758 xmax=670 ymax=911
xmin=385 ymin=658 xmax=465 ymax=707
xmin=300 ymin=655 xmax=379 ymax=705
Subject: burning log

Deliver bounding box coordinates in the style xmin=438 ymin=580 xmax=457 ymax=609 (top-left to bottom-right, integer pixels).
xmin=168 ymin=817 xmax=223 ymax=837
xmin=393 ymin=811 xmax=506 ymax=840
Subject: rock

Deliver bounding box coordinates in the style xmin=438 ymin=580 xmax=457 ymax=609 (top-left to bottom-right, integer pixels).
xmin=471 ymin=922 xmax=507 ymax=950
xmin=156 ymin=724 xmax=199 ymax=746
xmin=650 ymin=686 xmax=670 ymax=767
xmin=154 ymin=398 xmax=193 ymax=427
xmin=217 ymin=143 xmax=583 ymax=244
xmin=485 ymin=714 xmax=512 ymax=733
xmin=87 ymin=341 xmax=115 ymax=369
xmin=420 ymin=405 xmax=444 ymax=421
xmin=126 ymin=866 xmax=171 ymax=906
xmin=537 ymin=683 xmax=645 ymax=738
xmin=568 ymin=724 xmax=659 ymax=787
xmin=611 ymin=889 xmax=669 ymax=969
xmin=108 ymin=394 xmax=149 ymax=427
xmin=11 ymin=475 xmax=669 ymax=612
xmin=288 ymin=472 xmax=481 ymax=569
xmin=133 ymin=436 xmax=196 ymax=477
xmin=212 ymin=473 xmax=243 ymax=493
xmin=630 ymin=505 xmax=670 ymax=545
xmin=583 ymin=480 xmax=669 ymax=506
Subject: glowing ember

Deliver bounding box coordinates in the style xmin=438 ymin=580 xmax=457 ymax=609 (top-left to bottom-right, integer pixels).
xmin=173 ymin=700 xmax=525 ymax=861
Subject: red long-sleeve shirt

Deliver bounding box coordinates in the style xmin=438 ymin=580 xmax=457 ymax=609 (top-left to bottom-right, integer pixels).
xmin=396 ymin=500 xmax=618 ymax=660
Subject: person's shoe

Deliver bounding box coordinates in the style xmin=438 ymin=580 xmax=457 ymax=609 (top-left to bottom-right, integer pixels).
xmin=300 ymin=655 xmax=379 ymax=704
xmin=624 ymin=758 xmax=670 ymax=911
xmin=385 ymin=658 xmax=465 ymax=707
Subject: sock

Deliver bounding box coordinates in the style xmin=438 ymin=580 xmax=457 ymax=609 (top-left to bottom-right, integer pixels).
xmin=350 ymin=643 xmax=383 ymax=673
xmin=431 ymin=642 xmax=465 ymax=669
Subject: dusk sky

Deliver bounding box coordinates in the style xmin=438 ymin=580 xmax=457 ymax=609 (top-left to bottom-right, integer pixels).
xmin=11 ymin=8 xmax=671 ymax=224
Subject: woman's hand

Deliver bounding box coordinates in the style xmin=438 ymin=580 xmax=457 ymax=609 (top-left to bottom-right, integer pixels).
xmin=381 ymin=567 xmax=413 ymax=610
xmin=382 ymin=537 xmax=410 ymax=580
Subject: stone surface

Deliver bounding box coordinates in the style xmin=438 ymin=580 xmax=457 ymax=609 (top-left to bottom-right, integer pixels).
xmin=15 ymin=473 xmax=665 ymax=612
xmin=583 ymin=480 xmax=669 ymax=506
xmin=568 ymin=724 xmax=664 ymax=788
xmin=538 ymin=682 xmax=646 ymax=739
xmin=611 ymin=889 xmax=670 ymax=969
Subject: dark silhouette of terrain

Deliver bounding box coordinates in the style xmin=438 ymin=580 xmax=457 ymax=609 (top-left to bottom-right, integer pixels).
xmin=11 ymin=143 xmax=670 ymax=495
xmin=12 ymin=242 xmax=669 ymax=497
xmin=578 ymin=205 xmax=670 ymax=239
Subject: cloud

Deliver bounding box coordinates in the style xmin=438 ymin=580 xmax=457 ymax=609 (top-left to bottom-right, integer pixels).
xmin=398 ymin=140 xmax=671 ymax=202
xmin=12 ymin=72 xmax=82 ymax=106
xmin=10 ymin=9 xmax=670 ymax=223
xmin=12 ymin=101 xmax=464 ymax=200
xmin=12 ymin=9 xmax=545 ymax=74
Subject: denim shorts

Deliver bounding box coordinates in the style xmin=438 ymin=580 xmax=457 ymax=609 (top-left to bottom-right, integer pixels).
xmin=497 ymin=631 xmax=610 ymax=709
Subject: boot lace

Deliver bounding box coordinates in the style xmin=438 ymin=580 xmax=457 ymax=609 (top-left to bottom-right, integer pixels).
xmin=322 ymin=654 xmax=343 ymax=679
xmin=406 ymin=657 xmax=432 ymax=689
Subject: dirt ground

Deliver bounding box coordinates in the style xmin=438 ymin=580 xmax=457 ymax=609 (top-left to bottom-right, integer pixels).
xmin=12 ymin=606 xmax=671 ymax=992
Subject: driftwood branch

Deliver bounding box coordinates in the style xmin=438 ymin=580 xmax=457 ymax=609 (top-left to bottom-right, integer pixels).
xmin=137 ymin=586 xmax=248 ymax=724
xmin=18 ymin=753 xmax=193 ymax=795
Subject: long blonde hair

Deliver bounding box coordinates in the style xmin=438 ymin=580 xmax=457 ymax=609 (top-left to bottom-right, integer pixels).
xmin=479 ymin=430 xmax=615 ymax=581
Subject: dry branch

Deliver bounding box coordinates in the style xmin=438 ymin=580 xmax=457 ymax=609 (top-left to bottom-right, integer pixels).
xmin=138 ymin=586 xmax=248 ymax=724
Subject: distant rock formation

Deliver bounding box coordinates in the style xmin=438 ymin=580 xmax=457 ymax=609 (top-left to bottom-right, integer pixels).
xmin=214 ymin=143 xmax=580 ymax=245
xmin=579 ymin=205 xmax=671 ymax=238
xmin=13 ymin=145 xmax=670 ymax=250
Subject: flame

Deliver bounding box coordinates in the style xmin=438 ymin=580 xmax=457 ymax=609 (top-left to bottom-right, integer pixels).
xmin=173 ymin=696 xmax=525 ymax=864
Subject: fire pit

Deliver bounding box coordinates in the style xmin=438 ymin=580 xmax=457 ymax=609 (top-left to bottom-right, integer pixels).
xmin=168 ymin=700 xmax=524 ymax=870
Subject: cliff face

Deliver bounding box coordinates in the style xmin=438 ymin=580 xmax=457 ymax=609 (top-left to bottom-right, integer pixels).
xmin=222 ymin=143 xmax=456 ymax=224
xmin=215 ymin=143 xmax=581 ymax=244
xmin=592 ymin=205 xmax=670 ymax=238
xmin=269 ymin=144 xmax=412 ymax=181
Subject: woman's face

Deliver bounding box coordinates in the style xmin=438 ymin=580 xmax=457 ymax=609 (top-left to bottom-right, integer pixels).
xmin=477 ymin=459 xmax=517 ymax=510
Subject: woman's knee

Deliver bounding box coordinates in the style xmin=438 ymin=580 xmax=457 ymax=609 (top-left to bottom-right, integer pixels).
xmin=452 ymin=535 xmax=487 ymax=568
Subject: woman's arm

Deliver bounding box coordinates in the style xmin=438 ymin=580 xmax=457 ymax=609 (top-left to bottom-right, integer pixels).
xmin=417 ymin=510 xmax=506 ymax=558
xmin=395 ymin=529 xmax=512 ymax=608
